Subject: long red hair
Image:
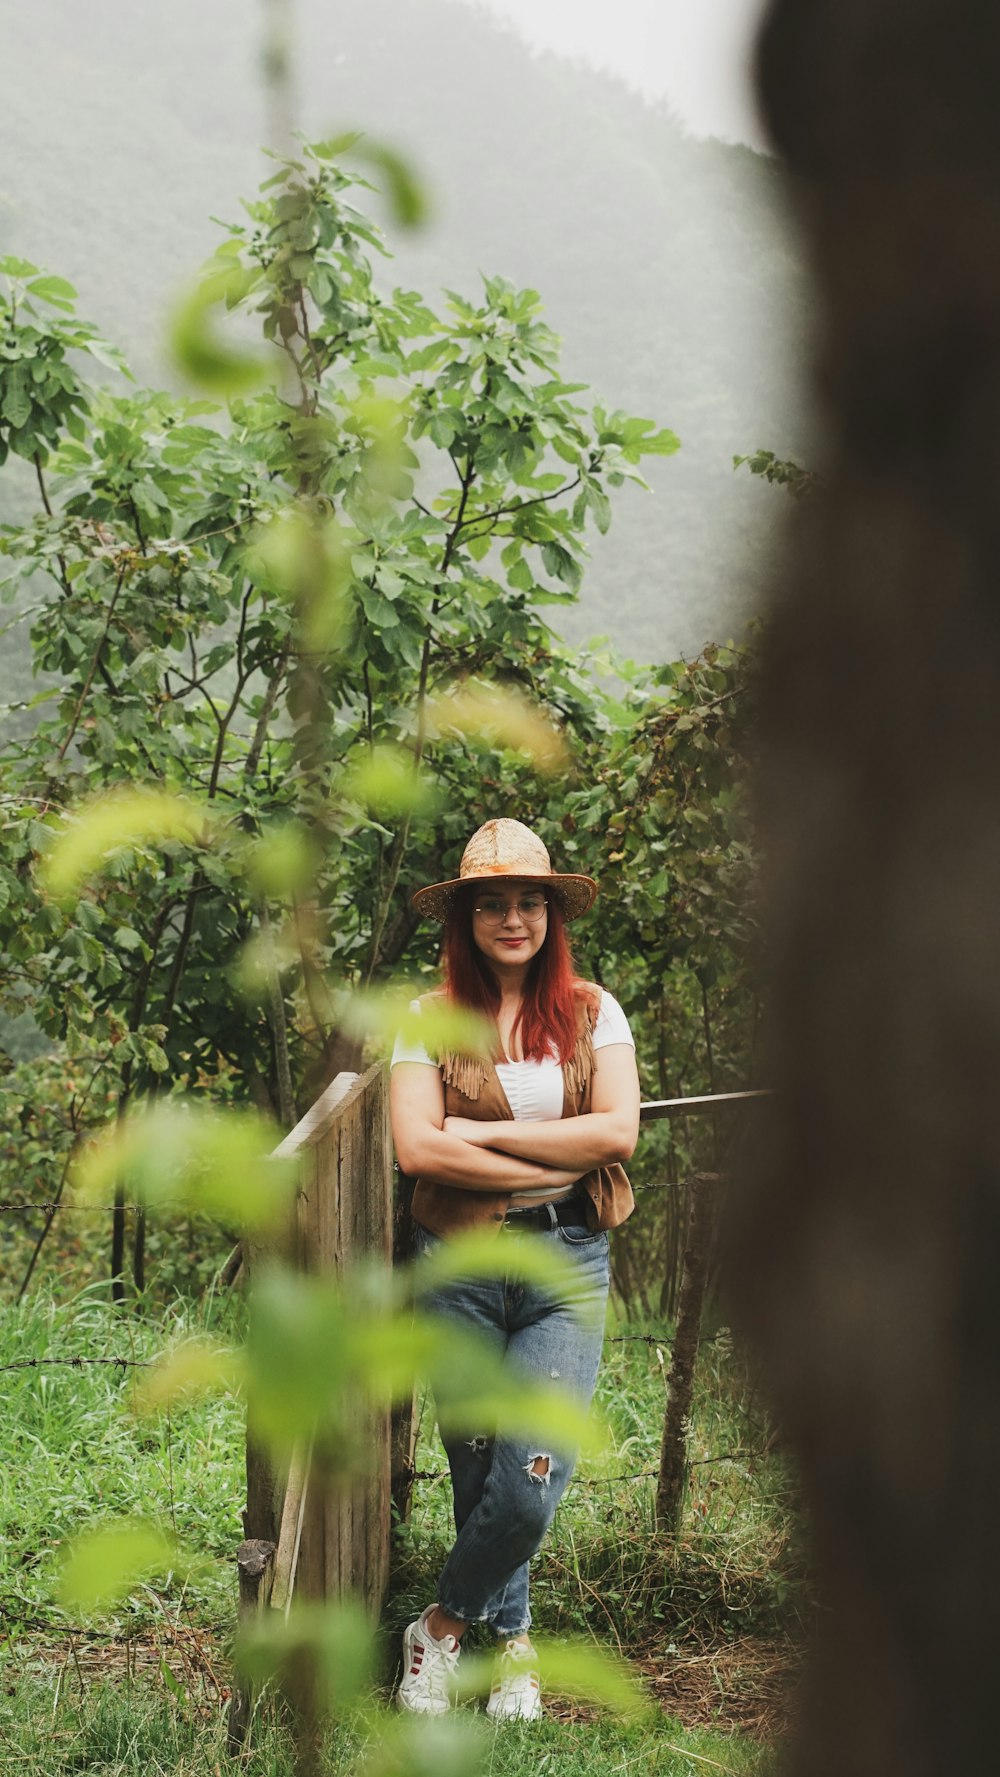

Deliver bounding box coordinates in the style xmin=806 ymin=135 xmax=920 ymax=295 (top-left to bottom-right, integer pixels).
xmin=442 ymin=885 xmax=583 ymax=1064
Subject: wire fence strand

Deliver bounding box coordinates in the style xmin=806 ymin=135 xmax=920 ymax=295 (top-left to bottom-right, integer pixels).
xmin=0 ymin=1202 xmax=144 ymax=1215
xmin=0 ymin=1355 xmax=152 ymax=1373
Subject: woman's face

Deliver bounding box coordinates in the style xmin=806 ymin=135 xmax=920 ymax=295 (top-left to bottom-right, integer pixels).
xmin=469 ymin=878 xmax=549 ymax=973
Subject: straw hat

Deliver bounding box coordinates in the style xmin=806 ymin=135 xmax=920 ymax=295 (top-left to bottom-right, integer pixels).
xmin=412 ymin=819 xmax=598 ymax=922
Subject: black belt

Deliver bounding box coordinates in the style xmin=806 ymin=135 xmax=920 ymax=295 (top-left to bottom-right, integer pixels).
xmin=501 ymin=1194 xmax=587 ymax=1231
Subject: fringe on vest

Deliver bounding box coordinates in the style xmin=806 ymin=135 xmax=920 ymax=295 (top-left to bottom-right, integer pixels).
xmin=439 ymin=1051 xmax=491 ymax=1101
xmin=562 ymin=1014 xmax=596 ymax=1100
xmin=437 ymin=988 xmax=598 ymax=1103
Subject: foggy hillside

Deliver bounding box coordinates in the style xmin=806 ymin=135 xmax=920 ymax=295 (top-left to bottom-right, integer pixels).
xmin=1 ymin=0 xmax=812 ymax=667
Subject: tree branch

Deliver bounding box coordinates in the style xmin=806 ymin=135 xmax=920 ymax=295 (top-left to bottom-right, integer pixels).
xmin=244 ymin=643 xmax=290 ymax=781
xmin=56 ymin=566 xmax=127 ymax=762
xmin=363 ymin=455 xmax=476 ymax=983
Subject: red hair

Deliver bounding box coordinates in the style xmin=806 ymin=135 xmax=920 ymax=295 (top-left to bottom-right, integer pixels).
xmin=442 ymin=886 xmax=583 ymax=1064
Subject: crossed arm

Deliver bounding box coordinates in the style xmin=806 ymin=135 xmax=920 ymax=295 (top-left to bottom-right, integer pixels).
xmin=389 ymin=1045 xmax=640 ymax=1193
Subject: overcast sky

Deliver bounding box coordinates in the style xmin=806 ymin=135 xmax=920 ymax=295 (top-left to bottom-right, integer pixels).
xmin=471 ymin=0 xmax=769 ymax=148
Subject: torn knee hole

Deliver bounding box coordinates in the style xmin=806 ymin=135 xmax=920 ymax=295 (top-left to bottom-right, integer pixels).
xmin=524 ymin=1454 xmax=551 ymax=1484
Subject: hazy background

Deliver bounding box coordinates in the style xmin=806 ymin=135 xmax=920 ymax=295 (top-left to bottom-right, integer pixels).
xmin=0 ymin=0 xmax=811 ymax=664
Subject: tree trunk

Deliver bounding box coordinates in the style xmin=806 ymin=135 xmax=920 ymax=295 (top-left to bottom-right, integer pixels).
xmin=655 ymin=1172 xmax=719 ymax=1534
xmin=730 ymin=6 xmax=1000 ymax=1773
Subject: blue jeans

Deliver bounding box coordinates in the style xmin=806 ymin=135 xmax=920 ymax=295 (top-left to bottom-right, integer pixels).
xmin=412 ymin=1215 xmax=610 ymax=1638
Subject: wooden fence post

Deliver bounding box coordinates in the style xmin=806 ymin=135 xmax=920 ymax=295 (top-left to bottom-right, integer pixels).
xmin=231 ymin=1064 xmax=394 ymax=1753
xmin=226 ymin=1537 xmax=277 ymax=1753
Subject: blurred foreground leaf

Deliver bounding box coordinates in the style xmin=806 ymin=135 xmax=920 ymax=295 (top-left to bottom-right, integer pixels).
xmin=243 ymin=819 xmax=321 ymax=900
xmin=456 ymin=1638 xmax=648 ymax=1717
xmin=414 ymin=1224 xmax=604 ymax=1317
xmin=170 ymin=263 xmax=278 ymax=395
xmin=357 ymin=1712 xmax=484 ymax=1777
xmin=314 ymin=132 xmax=428 ymax=228
xmin=40 ymin=789 xmax=212 ymax=900
xmin=341 ymin=987 xmax=494 ymax=1061
xmin=247 ymin=505 xmax=348 ymax=652
xmin=73 ymin=1101 xmax=296 ymax=1232
xmin=425 ymin=682 xmax=569 ymax=771
xmin=246 ymin=1262 xmax=602 ymax=1461
xmin=58 ymin=1520 xmax=179 ymax=1614
xmin=233 ymin=920 xmax=301 ymax=1003
xmin=344 ymin=745 xmax=441 ymax=818
xmin=236 ymin=1598 xmax=374 ymax=1710
xmin=136 ymin=1336 xmax=246 ymax=1413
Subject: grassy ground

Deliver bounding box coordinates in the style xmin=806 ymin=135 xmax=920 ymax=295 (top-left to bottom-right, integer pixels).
xmin=0 ymin=1679 xmax=781 ymax=1777
xmin=0 ymin=1283 xmax=802 ymax=1774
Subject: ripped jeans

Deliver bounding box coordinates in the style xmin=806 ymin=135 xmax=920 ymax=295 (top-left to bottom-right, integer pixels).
xmin=412 ymin=1214 xmax=610 ymax=1638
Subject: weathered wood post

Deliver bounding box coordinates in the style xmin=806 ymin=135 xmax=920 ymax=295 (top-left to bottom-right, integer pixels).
xmin=226 ymin=1539 xmax=277 ymax=1754
xmin=229 ymin=1064 xmax=393 ymax=1751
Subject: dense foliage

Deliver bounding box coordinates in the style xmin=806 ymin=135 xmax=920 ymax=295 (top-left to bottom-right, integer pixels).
xmin=0 ymin=144 xmax=755 ymax=1308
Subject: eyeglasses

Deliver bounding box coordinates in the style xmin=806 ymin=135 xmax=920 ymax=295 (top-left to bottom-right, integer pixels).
xmin=472 ymin=894 xmax=548 ymax=926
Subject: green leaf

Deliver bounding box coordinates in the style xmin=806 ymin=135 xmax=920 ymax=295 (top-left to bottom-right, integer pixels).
xmin=244 ymin=820 xmax=320 ymax=900
xmin=58 ymin=1521 xmax=178 ymax=1614
xmin=113 ymin=925 xmax=145 ymax=952
xmin=72 ymin=1101 xmax=297 ymax=1233
xmin=236 ymin=1600 xmax=375 ymax=1710
xmin=0 ymin=256 xmax=40 ymax=279
xmin=39 ymin=789 xmax=214 ymax=900
xmin=170 ymin=263 xmax=278 ymax=395
xmin=346 ymin=141 xmax=429 ymax=228
xmin=343 ymin=745 xmax=441 ymax=817
xmin=359 ymin=584 xmax=401 ymax=628
xmin=341 ymin=988 xmax=494 ymax=1061
xmin=138 ymin=1338 xmax=245 ymax=1412
xmin=85 ymin=337 xmax=130 ymax=375
xmin=456 ymin=1638 xmax=647 ymax=1716
xmin=586 ymin=483 xmax=612 ymax=535
xmin=26 ymin=275 xmax=79 ymax=309
xmin=248 ymin=507 xmax=348 ymax=651
xmin=353 ymin=1714 xmax=484 ymax=1777
xmin=2 ymin=364 xmax=32 ymax=430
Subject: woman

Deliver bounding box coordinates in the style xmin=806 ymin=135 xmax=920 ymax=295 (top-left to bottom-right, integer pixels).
xmin=390 ymin=818 xmax=640 ymax=1721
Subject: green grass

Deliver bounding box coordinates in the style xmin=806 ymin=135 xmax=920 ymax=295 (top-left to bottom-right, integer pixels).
xmin=1 ymin=1285 xmax=246 ymax=1634
xmin=0 ymin=1675 xmax=778 ymax=1777
xmin=0 ymin=1286 xmax=798 ymax=1773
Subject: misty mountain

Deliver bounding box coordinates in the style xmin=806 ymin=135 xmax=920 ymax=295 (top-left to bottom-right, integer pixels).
xmin=1 ymin=0 xmax=813 ymax=670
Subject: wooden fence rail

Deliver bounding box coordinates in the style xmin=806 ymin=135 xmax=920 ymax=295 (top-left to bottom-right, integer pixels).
xmin=639 ymin=1089 xmax=771 ymax=1121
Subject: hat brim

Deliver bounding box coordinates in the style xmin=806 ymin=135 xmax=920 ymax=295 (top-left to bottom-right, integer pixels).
xmin=412 ymin=870 xmax=598 ymax=923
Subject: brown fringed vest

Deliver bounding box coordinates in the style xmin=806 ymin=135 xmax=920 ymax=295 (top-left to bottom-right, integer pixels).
xmin=409 ymin=982 xmax=635 ymax=1237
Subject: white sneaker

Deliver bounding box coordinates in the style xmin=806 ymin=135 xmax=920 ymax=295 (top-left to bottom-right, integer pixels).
xmin=396 ymin=1608 xmax=461 ymax=1715
xmin=486 ymin=1639 xmax=543 ymax=1721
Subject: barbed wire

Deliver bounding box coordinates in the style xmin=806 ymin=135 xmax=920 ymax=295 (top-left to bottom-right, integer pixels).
xmin=0 ymin=1180 xmax=691 ymax=1217
xmin=0 ymin=1605 xmax=233 ymax=1638
xmin=1 ymin=1355 xmax=152 ymax=1373
xmin=407 ymin=1449 xmax=750 ymax=1487
xmin=0 ymin=1202 xmax=143 ymax=1216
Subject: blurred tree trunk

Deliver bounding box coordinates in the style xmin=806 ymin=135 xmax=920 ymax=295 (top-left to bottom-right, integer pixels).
xmin=731 ymin=4 xmax=1000 ymax=1773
